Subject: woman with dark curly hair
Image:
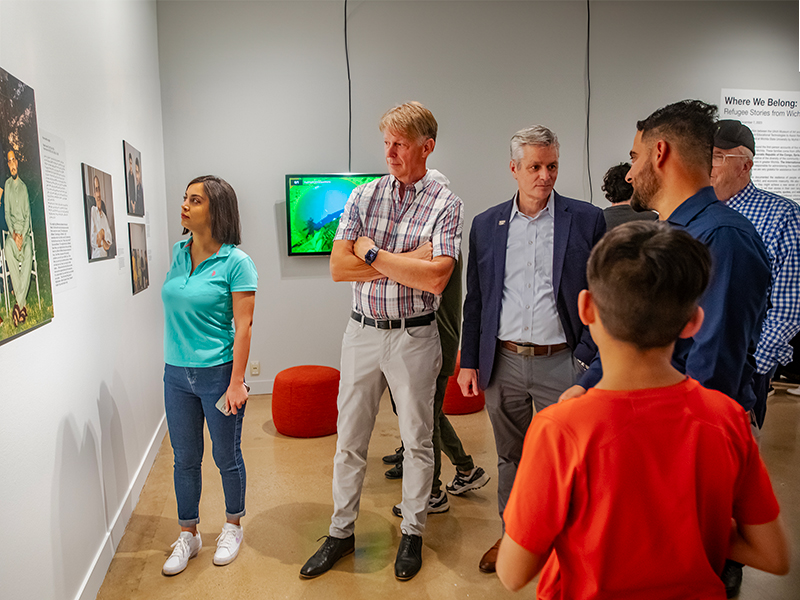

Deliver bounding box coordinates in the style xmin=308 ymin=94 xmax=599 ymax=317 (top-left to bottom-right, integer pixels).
xmin=601 ymin=162 xmax=658 ymax=230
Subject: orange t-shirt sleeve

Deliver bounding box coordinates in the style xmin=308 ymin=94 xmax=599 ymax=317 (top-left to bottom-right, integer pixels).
xmin=733 ymin=426 xmax=780 ymax=525
xmin=504 ymin=413 xmax=578 ymax=554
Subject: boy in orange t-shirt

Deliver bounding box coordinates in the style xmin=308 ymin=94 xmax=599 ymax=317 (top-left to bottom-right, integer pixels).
xmin=496 ymin=221 xmax=789 ymax=599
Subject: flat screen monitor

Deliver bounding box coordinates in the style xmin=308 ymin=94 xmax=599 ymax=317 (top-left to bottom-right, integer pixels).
xmin=286 ymin=173 xmax=385 ymax=256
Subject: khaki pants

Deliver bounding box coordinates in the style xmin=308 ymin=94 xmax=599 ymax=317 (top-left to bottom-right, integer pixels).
xmin=330 ymin=317 xmax=441 ymax=538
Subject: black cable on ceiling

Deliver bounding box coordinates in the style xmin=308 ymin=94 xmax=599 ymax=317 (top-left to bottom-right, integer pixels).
xmin=344 ymin=0 xmax=352 ymax=172
xmin=586 ymin=0 xmax=593 ymax=204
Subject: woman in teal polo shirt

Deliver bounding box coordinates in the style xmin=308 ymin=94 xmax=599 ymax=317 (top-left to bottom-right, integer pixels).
xmin=161 ymin=175 xmax=258 ymax=576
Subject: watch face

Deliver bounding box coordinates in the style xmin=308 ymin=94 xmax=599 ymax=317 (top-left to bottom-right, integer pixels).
xmin=366 ymin=247 xmax=378 ymax=265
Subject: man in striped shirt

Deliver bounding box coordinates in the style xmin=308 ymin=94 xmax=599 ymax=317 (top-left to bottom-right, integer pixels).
xmin=300 ymin=102 xmax=463 ymax=582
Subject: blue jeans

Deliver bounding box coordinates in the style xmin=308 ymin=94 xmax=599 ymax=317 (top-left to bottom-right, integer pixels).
xmin=164 ymin=362 xmax=246 ymax=526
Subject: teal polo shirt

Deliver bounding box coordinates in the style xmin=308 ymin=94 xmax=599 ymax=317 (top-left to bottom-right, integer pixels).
xmin=162 ymin=239 xmax=258 ymax=367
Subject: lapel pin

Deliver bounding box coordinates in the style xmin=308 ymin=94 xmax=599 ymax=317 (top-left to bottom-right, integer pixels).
xmin=499 ymin=220 xmax=506 ymax=225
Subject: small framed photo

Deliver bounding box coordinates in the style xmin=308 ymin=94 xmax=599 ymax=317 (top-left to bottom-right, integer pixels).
xmin=123 ymin=141 xmax=144 ymax=217
xmin=128 ymin=223 xmax=149 ymax=294
xmin=81 ymin=164 xmax=116 ymax=262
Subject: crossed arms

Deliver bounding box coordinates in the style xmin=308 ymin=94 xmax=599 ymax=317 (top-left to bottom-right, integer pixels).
xmin=330 ymin=237 xmax=455 ymax=295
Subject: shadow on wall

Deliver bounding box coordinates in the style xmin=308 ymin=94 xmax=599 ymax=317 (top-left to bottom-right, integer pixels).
xmin=50 ymin=382 xmax=132 ymax=600
xmin=274 ymin=201 xmax=334 ymax=280
xmin=98 ymin=381 xmax=129 ymax=542
xmin=51 ymin=416 xmax=107 ymax=600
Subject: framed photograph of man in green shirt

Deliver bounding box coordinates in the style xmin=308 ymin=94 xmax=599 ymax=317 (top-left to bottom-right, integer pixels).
xmin=0 ymin=66 xmax=54 ymax=344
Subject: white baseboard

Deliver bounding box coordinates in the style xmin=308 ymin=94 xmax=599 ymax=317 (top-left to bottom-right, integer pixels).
xmin=76 ymin=415 xmax=168 ymax=600
xmin=247 ymin=377 xmax=274 ymax=396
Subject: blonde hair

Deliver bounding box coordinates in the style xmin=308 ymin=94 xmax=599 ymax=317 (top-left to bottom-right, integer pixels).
xmin=379 ymin=101 xmax=437 ymax=143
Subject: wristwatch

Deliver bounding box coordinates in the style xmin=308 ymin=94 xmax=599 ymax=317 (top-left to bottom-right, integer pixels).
xmin=364 ymin=246 xmax=379 ymax=265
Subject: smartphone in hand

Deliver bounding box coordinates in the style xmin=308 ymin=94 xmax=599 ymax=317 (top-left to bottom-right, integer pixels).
xmin=216 ymin=382 xmax=250 ymax=416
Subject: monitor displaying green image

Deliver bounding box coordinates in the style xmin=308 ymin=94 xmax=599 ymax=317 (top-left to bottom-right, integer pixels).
xmin=286 ymin=173 xmax=385 ymax=256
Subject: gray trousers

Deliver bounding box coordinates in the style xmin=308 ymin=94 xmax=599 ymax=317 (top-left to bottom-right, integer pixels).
xmin=484 ymin=345 xmax=579 ymax=528
xmin=330 ymin=317 xmax=441 ymax=538
xmin=388 ymin=373 xmax=475 ymax=495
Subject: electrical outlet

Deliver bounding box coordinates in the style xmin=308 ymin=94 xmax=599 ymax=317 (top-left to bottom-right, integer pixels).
xmin=249 ymin=361 xmax=260 ymax=376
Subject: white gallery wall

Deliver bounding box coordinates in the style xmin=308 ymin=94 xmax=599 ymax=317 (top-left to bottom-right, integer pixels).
xmin=0 ymin=2 xmax=797 ymax=600
xmin=0 ymin=2 xmax=170 ymax=600
xmin=158 ymin=0 xmax=799 ymax=396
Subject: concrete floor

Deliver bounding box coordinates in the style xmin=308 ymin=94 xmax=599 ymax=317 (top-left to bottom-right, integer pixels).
xmin=97 ymin=385 xmax=800 ymax=599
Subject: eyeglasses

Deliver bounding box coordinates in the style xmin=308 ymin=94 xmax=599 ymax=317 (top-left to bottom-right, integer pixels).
xmin=712 ymin=153 xmax=749 ymax=166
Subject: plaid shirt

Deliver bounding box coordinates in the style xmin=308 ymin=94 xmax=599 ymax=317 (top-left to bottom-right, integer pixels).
xmin=335 ymin=171 xmax=463 ymax=319
xmin=727 ymin=181 xmax=800 ymax=373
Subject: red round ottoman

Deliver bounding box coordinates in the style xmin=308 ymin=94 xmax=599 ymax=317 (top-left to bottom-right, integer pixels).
xmin=443 ymin=355 xmax=485 ymax=415
xmin=272 ymin=365 xmax=340 ymax=438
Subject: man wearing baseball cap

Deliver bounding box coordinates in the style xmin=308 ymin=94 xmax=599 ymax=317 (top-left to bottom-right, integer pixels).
xmin=712 ymin=120 xmax=800 ymax=424
xmin=711 ymin=118 xmax=800 ymax=596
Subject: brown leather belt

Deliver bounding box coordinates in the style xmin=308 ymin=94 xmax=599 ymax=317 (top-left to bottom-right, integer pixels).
xmin=500 ymin=340 xmax=569 ymax=356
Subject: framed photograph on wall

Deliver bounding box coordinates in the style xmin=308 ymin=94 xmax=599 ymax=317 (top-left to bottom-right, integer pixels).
xmin=81 ymin=164 xmax=116 ymax=262
xmin=128 ymin=223 xmax=149 ymax=295
xmin=0 ymin=66 xmax=55 ymax=343
xmin=123 ymin=141 xmax=144 ymax=217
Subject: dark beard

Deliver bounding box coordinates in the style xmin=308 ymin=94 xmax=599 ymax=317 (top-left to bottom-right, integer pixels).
xmin=630 ymin=160 xmax=659 ymax=212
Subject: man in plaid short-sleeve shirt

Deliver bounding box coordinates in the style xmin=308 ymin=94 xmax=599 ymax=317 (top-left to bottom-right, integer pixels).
xmin=300 ymin=102 xmax=463 ymax=582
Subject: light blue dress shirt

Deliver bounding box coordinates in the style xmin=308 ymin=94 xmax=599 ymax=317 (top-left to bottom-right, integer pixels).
xmin=497 ymin=192 xmax=567 ymax=345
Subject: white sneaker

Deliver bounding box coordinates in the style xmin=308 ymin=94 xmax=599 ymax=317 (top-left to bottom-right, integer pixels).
xmin=391 ymin=491 xmax=450 ymax=517
xmin=214 ymin=523 xmax=243 ymax=566
xmin=162 ymin=531 xmax=202 ymax=576
xmin=787 ymin=386 xmax=800 ymax=396
xmin=427 ymin=490 xmax=450 ymax=513
xmin=446 ymin=466 xmax=491 ymax=496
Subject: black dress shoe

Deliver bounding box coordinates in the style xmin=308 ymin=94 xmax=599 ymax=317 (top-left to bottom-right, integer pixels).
xmin=721 ymin=560 xmax=743 ymax=598
xmin=382 ymin=444 xmax=404 ymax=464
xmin=300 ymin=534 xmax=355 ymax=579
xmin=385 ymin=462 xmax=403 ymax=479
xmin=394 ymin=533 xmax=422 ymax=581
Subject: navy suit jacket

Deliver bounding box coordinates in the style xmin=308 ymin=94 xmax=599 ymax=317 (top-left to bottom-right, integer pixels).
xmin=461 ymin=191 xmax=606 ymax=390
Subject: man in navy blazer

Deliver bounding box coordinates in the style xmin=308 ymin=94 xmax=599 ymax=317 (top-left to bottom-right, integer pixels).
xmin=458 ymin=126 xmax=605 ymax=573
